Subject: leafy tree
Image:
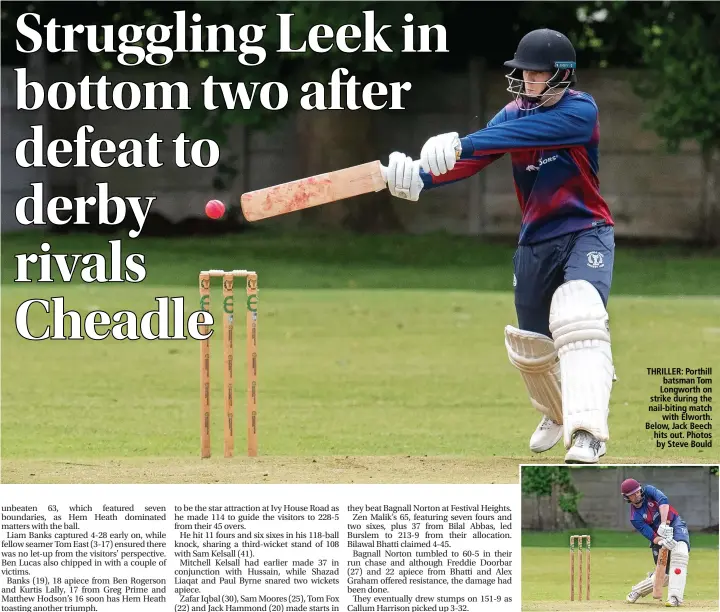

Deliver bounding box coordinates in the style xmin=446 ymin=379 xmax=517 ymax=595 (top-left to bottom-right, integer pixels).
xmin=518 ymin=1 xmax=647 ymax=69
xmin=519 ymin=1 xmax=720 ymax=245
xmin=521 ymin=466 xmax=586 ymax=527
xmin=630 ymin=2 xmax=720 ymax=245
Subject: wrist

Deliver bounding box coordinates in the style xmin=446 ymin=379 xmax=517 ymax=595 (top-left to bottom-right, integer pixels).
xmin=419 ymin=170 xmax=434 ymax=190
xmin=459 ymin=137 xmax=474 ymax=158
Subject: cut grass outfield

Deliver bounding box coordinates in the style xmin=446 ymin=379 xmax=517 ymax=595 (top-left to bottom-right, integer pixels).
xmin=522 ymin=529 xmax=719 ymax=548
xmin=1 ymin=231 xmax=719 ymax=483
xmin=522 ymin=531 xmax=719 ymax=611
xmin=3 ymin=230 xmax=719 ymax=293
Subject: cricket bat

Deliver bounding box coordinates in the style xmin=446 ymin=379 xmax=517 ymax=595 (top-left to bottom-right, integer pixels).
xmin=653 ymin=528 xmax=670 ymax=599
xmin=240 ymin=161 xmax=388 ymax=222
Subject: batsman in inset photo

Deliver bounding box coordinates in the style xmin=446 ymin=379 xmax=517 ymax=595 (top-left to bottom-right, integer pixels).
xmin=622 ymin=477 xmax=690 ymax=607
xmin=520 ymin=465 xmax=718 ymax=611
xmin=385 ymin=28 xmax=615 ymax=464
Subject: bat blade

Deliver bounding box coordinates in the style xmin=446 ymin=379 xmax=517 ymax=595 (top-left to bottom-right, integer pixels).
xmin=240 ymin=161 xmax=387 ymax=222
xmin=652 ymin=547 xmax=669 ymax=598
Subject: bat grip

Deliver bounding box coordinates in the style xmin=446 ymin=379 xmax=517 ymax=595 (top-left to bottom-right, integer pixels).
xmin=380 ymin=164 xmax=387 ymax=184
xmin=380 ymin=146 xmax=459 ymax=185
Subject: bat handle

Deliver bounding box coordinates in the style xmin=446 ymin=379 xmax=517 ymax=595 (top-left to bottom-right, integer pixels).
xmin=380 ymin=147 xmax=457 ymax=185
xmin=380 ymin=164 xmax=387 ymax=184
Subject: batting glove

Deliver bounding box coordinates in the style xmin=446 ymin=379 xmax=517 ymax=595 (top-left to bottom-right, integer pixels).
xmin=420 ymin=132 xmax=461 ymax=176
xmin=657 ymin=524 xmax=674 ymax=540
xmin=660 ymin=538 xmax=677 ymax=551
xmin=384 ymin=152 xmax=424 ymax=202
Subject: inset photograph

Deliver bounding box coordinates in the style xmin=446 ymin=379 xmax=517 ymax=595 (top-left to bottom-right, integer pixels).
xmin=521 ymin=465 xmax=719 ymax=610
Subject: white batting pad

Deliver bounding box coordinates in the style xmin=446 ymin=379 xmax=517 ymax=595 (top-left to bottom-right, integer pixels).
xmin=632 ymin=571 xmax=667 ymax=598
xmin=549 ymin=280 xmax=614 ymax=448
xmin=668 ymin=541 xmax=689 ymax=603
xmin=631 ymin=572 xmax=655 ymax=597
xmin=504 ymin=325 xmax=563 ymax=424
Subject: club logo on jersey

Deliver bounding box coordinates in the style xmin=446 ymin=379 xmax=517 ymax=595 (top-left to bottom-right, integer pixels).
xmin=586 ymin=251 xmax=604 ymax=268
xmin=526 ymin=154 xmax=558 ymax=172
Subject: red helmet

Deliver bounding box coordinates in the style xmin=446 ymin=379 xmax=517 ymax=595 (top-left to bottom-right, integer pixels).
xmin=621 ymin=478 xmax=643 ymax=503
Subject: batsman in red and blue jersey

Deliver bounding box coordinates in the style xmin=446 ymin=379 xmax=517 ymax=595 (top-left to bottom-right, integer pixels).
xmin=425 ymin=89 xmax=613 ymax=245
xmin=621 ymin=478 xmax=690 ymax=606
xmin=385 ymin=29 xmax=616 ymax=464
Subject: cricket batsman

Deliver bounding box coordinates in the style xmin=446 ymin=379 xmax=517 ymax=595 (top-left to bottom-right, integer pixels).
xmin=622 ymin=478 xmax=690 ymax=607
xmin=384 ymin=28 xmax=615 ymax=463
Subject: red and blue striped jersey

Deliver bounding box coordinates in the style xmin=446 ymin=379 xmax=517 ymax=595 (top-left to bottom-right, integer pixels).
xmin=629 ymin=485 xmax=681 ymax=543
xmin=420 ymin=90 xmax=614 ymax=245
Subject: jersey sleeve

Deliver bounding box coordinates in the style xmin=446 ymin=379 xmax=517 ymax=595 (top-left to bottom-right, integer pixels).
xmin=644 ymin=485 xmax=670 ymax=506
xmin=631 ymin=516 xmax=657 ymax=544
xmin=458 ymin=96 xmax=597 ymax=157
xmin=420 ymin=106 xmax=509 ymax=190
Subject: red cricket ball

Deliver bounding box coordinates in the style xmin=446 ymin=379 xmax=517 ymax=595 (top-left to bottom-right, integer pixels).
xmin=205 ymin=199 xmax=225 ymax=219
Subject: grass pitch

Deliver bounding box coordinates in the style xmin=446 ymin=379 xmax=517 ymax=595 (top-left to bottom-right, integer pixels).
xmin=2 ymin=231 xmax=719 ymax=484
xmin=522 ymin=531 xmax=719 ymax=611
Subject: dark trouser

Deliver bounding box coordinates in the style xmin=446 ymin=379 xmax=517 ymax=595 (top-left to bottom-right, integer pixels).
xmin=513 ymin=225 xmax=615 ymax=337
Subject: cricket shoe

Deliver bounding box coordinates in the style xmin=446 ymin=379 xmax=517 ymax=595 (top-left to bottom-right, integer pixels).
xmin=564 ymin=430 xmax=606 ymax=464
xmin=665 ymin=596 xmax=681 ymax=607
xmin=626 ymin=590 xmax=642 ymax=604
xmin=529 ymin=416 xmax=563 ymax=453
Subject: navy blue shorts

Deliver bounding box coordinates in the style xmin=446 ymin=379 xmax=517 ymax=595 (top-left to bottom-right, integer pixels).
xmin=513 ymin=225 xmax=615 ymax=338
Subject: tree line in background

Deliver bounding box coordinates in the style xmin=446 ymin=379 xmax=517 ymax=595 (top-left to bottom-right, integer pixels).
xmin=2 ymin=2 xmax=718 ymax=241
